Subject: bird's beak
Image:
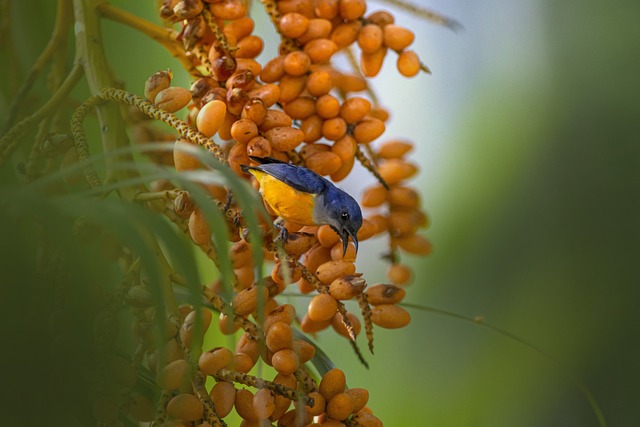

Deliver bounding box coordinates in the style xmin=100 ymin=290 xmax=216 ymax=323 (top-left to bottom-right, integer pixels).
xmin=341 ymin=228 xmax=359 ymax=256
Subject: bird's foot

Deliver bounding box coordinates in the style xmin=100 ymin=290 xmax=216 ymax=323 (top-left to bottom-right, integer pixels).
xmin=273 ymin=218 xmax=289 ymax=244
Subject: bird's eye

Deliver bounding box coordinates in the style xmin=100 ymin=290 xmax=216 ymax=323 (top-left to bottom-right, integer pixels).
xmin=341 ymin=212 xmax=350 ymax=220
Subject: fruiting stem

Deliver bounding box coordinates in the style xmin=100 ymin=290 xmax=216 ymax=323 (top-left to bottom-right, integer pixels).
xmin=344 ymin=47 xmax=380 ymax=106
xmin=98 ymin=88 xmax=226 ymax=162
xmin=70 ymin=95 xmax=106 ymax=188
xmin=0 ymin=63 xmax=83 ymax=168
xmin=216 ymin=369 xmax=313 ymax=406
xmin=202 ymin=8 xmax=237 ymax=57
xmin=258 ymin=0 xmax=299 ymax=53
xmin=380 ymin=0 xmax=463 ymax=31
xmin=355 ymin=146 xmax=389 ymax=190
xmin=356 ymin=293 xmax=374 ymax=354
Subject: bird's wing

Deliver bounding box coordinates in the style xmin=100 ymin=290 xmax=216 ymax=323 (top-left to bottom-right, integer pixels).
xmin=257 ymin=163 xmax=327 ymax=194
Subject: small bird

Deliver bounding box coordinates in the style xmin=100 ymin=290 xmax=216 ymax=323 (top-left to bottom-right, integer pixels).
xmin=241 ymin=156 xmax=363 ymax=256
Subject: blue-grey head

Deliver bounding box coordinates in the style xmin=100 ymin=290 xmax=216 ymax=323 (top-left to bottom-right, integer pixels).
xmin=314 ymin=185 xmax=363 ymax=256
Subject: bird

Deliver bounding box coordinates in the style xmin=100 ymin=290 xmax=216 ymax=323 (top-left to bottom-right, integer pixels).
xmin=241 ymin=156 xmax=363 ymax=256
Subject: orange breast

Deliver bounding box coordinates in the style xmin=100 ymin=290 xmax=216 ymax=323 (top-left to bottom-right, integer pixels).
xmin=249 ymin=170 xmax=316 ymax=225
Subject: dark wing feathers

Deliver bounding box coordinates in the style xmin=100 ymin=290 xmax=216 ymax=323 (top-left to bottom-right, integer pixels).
xmin=246 ymin=157 xmax=327 ymax=194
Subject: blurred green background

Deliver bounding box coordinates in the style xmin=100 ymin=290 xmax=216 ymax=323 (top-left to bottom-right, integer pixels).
xmin=2 ymin=0 xmax=638 ymax=426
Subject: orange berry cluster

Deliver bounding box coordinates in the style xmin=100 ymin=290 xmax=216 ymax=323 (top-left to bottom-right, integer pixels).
xmin=116 ymin=0 xmax=437 ymax=425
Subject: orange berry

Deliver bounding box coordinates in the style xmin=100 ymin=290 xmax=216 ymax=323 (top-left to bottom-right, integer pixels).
xmin=326 ymin=392 xmax=354 ymax=420
xmin=188 ymin=208 xmax=210 ymax=245
xmin=339 ymin=0 xmax=366 ymax=20
xmin=278 ymin=74 xmax=308 ymax=103
xmin=236 ymin=35 xmax=264 ymax=59
xmin=314 ymin=0 xmax=338 ymax=19
xmin=232 ymin=352 xmax=255 ymax=373
xmin=292 ymin=338 xmax=316 ymax=362
xmin=246 ymin=135 xmax=272 ymax=158
xmin=247 ymin=84 xmax=280 ymax=107
xmin=283 ymin=50 xmax=311 ymax=76
xmin=378 ymin=139 xmax=413 ymax=159
xmin=232 ymin=285 xmax=269 ymax=316
xmin=264 ymin=304 xmax=296 ymax=332
xmin=228 ymin=141 xmax=249 ymax=175
xmin=196 ymin=99 xmax=227 ymax=137
xmin=266 ymin=321 xmax=294 ymax=352
xmin=345 ymin=388 xmax=369 ymax=413
xmin=259 ymin=109 xmax=293 ymax=131
xmin=241 ymin=98 xmax=268 ymax=125
xmin=210 ymin=0 xmax=247 ymax=20
xmin=367 ymin=10 xmax=395 ymax=27
xmin=303 ymin=38 xmax=338 ymax=63
xmin=209 ymin=381 xmax=236 ymax=418
xmin=360 ymin=47 xmax=387 ymax=78
xmin=361 ymin=185 xmax=387 ymax=207
xmin=353 ymin=117 xmax=385 ymax=144
xmin=306 ymin=151 xmax=342 ymax=176
xmin=224 ymin=16 xmax=255 ymax=39
xmin=387 ymin=263 xmax=413 ymax=285
xmin=144 ymin=69 xmax=172 ymax=102
xmin=300 ymin=312 xmax=332 ymax=333
xmin=353 ymin=413 xmax=384 ymax=427
xmin=397 ymin=234 xmax=432 ymax=255
xmin=371 ymin=304 xmax=411 ymax=328
xmin=365 ymin=284 xmax=406 ymax=305
xmin=252 ymin=388 xmax=276 ymax=419
xmin=306 ymin=69 xmax=333 ymax=96
xmin=230 ymin=118 xmax=259 ymax=144
xmin=260 ymin=55 xmax=285 ymax=83
xmin=279 ymin=12 xmax=310 ymax=38
xmin=300 ymin=114 xmax=324 ymax=143
xmin=283 ymin=96 xmax=317 ymax=119
xmin=322 ymin=116 xmax=348 ymax=140
xmin=331 ymin=21 xmax=363 ymax=49
xmin=383 ymin=24 xmax=415 ymax=51
xmin=173 ymin=139 xmax=202 ymax=172
xmin=166 ymin=393 xmax=204 ymax=421
xmin=271 ymin=349 xmax=299 ymax=375
xmin=331 ymin=134 xmax=357 ymax=162
xmin=339 ymin=96 xmax=371 ymax=124
xmin=358 ymin=24 xmax=384 ymax=54
xmin=305 ymin=391 xmax=326 ymax=416
xmin=397 ymin=50 xmax=421 ymax=77
xmin=329 ymin=275 xmax=366 ymax=300
xmin=181 ymin=307 xmax=213 ymax=348
xmin=307 ymin=293 xmax=339 ymax=321
xmin=156 ymin=359 xmax=190 ymax=390
xmin=319 ymin=368 xmax=346 ymax=400
xmin=235 ymin=389 xmax=259 ymax=421
xmin=154 ymin=86 xmax=192 ymax=113
xmin=330 ymin=240 xmax=357 ymax=261
xmin=264 ymin=126 xmax=304 ymax=151
xmin=378 ymin=159 xmax=417 ymax=184
xmin=199 ymin=347 xmax=233 ymax=376
xmin=297 ymin=18 xmax=332 ymax=44
xmin=356 ymin=218 xmax=378 ymax=241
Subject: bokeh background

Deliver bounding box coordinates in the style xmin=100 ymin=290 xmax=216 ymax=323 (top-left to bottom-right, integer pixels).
xmin=3 ymin=0 xmax=638 ymax=426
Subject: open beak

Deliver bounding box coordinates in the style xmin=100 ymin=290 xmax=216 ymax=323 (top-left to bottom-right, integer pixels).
xmin=341 ymin=228 xmax=359 ymax=256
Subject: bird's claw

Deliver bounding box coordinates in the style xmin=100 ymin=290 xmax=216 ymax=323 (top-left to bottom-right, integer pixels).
xmin=273 ymin=219 xmax=289 ymax=244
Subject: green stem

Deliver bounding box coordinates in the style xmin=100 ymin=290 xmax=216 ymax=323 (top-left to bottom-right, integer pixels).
xmin=0 ymin=63 xmax=83 ymax=168
xmin=2 ymin=0 xmax=74 ymax=133
xmin=72 ymin=0 xmax=138 ymax=195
